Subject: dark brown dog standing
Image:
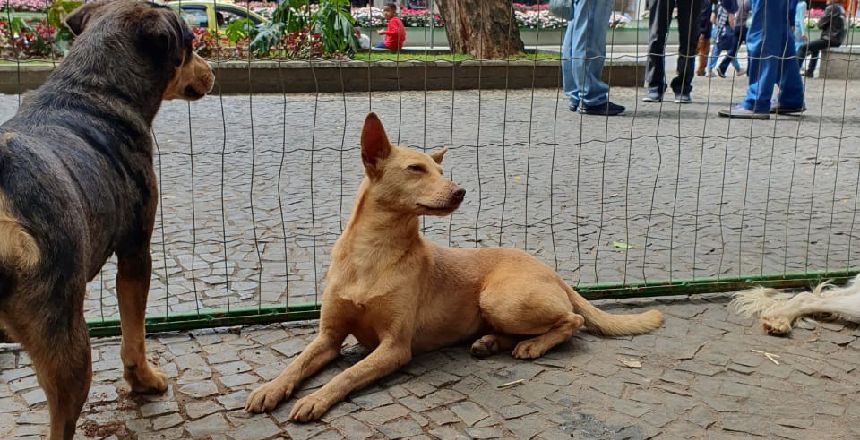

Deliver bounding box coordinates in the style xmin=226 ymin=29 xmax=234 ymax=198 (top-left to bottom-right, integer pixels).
xmin=0 ymin=1 xmax=213 ymax=438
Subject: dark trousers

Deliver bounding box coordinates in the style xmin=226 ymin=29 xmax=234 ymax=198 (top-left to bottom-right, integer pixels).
xmin=645 ymin=0 xmax=702 ymax=95
xmin=718 ymin=25 xmax=748 ymax=75
xmin=797 ymin=39 xmax=837 ymax=74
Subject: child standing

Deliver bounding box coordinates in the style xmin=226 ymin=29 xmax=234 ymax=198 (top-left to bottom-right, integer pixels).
xmin=707 ymin=0 xmax=743 ymax=77
xmin=375 ymin=3 xmax=407 ymax=51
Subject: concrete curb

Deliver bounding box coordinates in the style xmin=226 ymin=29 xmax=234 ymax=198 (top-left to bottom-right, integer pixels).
xmin=0 ymin=59 xmax=645 ymax=94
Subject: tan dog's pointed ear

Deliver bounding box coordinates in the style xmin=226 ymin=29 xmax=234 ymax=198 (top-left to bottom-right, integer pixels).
xmin=429 ymin=147 xmax=448 ymax=164
xmin=361 ymin=112 xmax=392 ymax=177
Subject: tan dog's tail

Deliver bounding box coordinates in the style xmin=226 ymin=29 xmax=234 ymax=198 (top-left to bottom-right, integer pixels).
xmin=565 ymin=287 xmax=664 ymax=336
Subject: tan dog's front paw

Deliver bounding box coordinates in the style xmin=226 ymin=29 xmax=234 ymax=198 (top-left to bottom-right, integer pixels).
xmin=245 ymin=382 xmax=293 ymax=413
xmin=125 ymin=364 xmax=168 ymax=394
xmin=512 ymin=340 xmax=547 ymax=360
xmin=289 ymin=393 xmax=330 ymax=422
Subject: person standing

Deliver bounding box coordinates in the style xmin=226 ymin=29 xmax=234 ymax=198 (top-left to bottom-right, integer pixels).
xmin=561 ymin=0 xmax=625 ymax=116
xmin=716 ymin=0 xmax=750 ymax=77
xmin=719 ymin=0 xmax=805 ymax=118
xmin=797 ymin=0 xmax=846 ymax=77
xmin=696 ymin=0 xmax=716 ymax=76
xmin=794 ymin=0 xmax=808 ymax=53
xmin=642 ymin=0 xmax=703 ymax=103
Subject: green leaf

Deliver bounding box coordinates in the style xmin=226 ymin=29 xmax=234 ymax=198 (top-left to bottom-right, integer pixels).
xmin=611 ymin=240 xmax=633 ymax=250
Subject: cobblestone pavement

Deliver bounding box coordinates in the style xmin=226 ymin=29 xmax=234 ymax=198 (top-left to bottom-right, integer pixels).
xmin=3 ymin=77 xmax=860 ymax=318
xmin=0 ymin=294 xmax=858 ymax=439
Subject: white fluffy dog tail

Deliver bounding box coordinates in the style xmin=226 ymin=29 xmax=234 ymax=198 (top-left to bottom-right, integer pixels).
xmin=730 ymin=287 xmax=790 ymax=318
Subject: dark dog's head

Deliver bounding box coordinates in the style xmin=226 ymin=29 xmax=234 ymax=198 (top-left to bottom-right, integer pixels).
xmin=65 ymin=0 xmax=214 ymax=101
xmin=360 ymin=112 xmax=465 ymax=216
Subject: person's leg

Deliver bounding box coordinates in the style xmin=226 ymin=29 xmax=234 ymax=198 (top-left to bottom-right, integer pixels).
xmin=671 ymin=0 xmax=702 ymax=95
xmin=742 ymin=0 xmax=788 ymax=113
xmin=696 ymin=34 xmax=709 ymax=75
xmin=718 ymin=26 xmax=740 ymax=75
xmin=645 ymin=0 xmax=670 ymax=96
xmin=805 ymin=39 xmax=829 ymax=75
xmin=776 ymin=32 xmax=805 ymax=110
xmin=578 ymin=0 xmax=611 ymax=107
xmin=561 ymin=18 xmax=579 ymax=109
xmin=707 ymin=40 xmax=721 ymax=71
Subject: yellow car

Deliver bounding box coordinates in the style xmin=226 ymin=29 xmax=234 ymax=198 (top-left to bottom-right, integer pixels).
xmin=165 ymin=1 xmax=267 ymax=31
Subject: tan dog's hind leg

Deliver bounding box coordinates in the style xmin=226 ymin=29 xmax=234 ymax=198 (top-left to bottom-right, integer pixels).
xmin=289 ymin=339 xmax=411 ymax=422
xmin=480 ymin=279 xmax=584 ymax=359
xmin=245 ymin=331 xmax=344 ymax=413
xmin=117 ymin=252 xmax=167 ymax=393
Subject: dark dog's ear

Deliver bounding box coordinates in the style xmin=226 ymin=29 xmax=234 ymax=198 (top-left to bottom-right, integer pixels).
xmin=136 ymin=8 xmax=185 ymax=66
xmin=429 ymin=147 xmax=448 ymax=164
xmin=65 ymin=0 xmax=112 ymax=35
xmin=361 ymin=113 xmax=392 ymax=177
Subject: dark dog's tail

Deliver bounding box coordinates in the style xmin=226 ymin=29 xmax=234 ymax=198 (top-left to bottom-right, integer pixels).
xmin=565 ymin=286 xmax=664 ymax=336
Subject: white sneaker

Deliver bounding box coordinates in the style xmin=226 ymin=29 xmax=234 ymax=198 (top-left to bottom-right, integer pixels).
xmin=736 ymin=68 xmax=746 ymax=76
xmin=706 ymin=69 xmax=716 ymax=77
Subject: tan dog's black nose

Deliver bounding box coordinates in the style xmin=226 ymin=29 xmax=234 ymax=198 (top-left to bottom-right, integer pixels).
xmin=452 ymin=187 xmax=466 ymax=202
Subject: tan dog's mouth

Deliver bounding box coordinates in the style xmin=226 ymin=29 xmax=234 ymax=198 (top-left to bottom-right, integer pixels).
xmin=418 ymin=202 xmax=460 ymax=213
xmin=183 ymin=85 xmax=206 ymax=100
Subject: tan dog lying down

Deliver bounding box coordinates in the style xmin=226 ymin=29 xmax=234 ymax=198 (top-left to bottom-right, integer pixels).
xmin=245 ymin=113 xmax=664 ymax=421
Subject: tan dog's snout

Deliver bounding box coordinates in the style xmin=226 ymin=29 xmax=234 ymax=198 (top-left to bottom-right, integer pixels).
xmin=450 ymin=185 xmax=466 ymax=204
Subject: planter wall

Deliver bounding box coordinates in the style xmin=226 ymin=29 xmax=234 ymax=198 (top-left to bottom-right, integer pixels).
xmin=0 ymin=58 xmax=647 ymax=95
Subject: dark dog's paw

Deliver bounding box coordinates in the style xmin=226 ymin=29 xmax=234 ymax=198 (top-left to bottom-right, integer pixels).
xmin=125 ymin=364 xmax=168 ymax=394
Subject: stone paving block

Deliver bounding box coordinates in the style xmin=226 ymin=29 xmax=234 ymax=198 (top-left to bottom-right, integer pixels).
xmin=449 ymin=401 xmax=489 ymax=426
xmin=228 ymin=417 xmax=281 ymax=440
xmin=179 ymin=381 xmax=220 ymax=398
xmin=184 ymin=400 xmax=224 ymax=420
xmin=330 ymin=415 xmax=376 ymax=440
xmin=186 ymin=413 xmax=230 ymax=438
xmin=377 ymin=416 xmax=423 ymax=439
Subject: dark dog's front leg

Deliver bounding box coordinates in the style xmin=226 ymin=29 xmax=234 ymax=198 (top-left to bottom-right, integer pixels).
xmin=289 ymin=339 xmax=412 ymax=422
xmin=117 ymin=251 xmax=167 ymax=393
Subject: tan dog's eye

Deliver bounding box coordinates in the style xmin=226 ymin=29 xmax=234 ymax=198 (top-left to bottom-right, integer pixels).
xmin=407 ymin=164 xmax=426 ymax=173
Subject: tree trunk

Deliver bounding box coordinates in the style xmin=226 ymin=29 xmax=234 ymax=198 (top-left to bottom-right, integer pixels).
xmin=435 ymin=0 xmax=524 ymax=59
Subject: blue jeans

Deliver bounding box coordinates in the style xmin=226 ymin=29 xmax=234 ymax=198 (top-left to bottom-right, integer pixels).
xmin=707 ymin=41 xmax=740 ymax=72
xmin=561 ymin=0 xmax=612 ymax=108
xmin=742 ymin=0 xmax=804 ymax=112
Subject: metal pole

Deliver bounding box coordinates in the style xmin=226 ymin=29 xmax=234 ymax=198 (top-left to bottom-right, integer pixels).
xmin=430 ymin=0 xmax=435 ymax=49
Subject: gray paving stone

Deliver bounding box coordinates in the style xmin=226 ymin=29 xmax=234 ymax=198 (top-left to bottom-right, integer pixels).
xmin=185 ymin=400 xmax=224 ymax=420
xmin=284 ymin=422 xmax=328 ymax=440
xmin=186 ymin=413 xmax=230 ymax=438
xmin=179 ymin=381 xmax=220 ymax=398
xmin=350 ymin=390 xmax=393 ymax=410
xmin=218 ymin=390 xmax=251 ymax=411
xmin=330 ymin=415 xmax=376 ymax=440
xmin=353 ymin=404 xmax=410 ymax=426
xmin=219 ymin=373 xmax=259 ymax=388
xmin=228 ymin=417 xmax=281 ymax=440
xmin=140 ymin=401 xmax=180 ymax=418
xmin=377 ymin=417 xmax=423 ymax=439
xmin=449 ymin=401 xmax=489 ymax=426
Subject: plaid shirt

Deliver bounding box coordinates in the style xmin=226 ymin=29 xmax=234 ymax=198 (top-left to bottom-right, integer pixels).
xmin=713 ymin=5 xmax=732 ymax=44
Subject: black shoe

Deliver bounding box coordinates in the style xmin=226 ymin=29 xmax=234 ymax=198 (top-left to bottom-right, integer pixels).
xmin=674 ymin=93 xmax=692 ymax=104
xmin=642 ymin=91 xmax=662 ymax=102
xmin=717 ymin=69 xmax=727 ymax=78
xmin=802 ymin=71 xmax=814 ymax=78
xmin=579 ymin=101 xmax=625 ymax=116
xmin=569 ymin=103 xmax=578 ymax=112
xmin=770 ymin=105 xmax=806 ymax=114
